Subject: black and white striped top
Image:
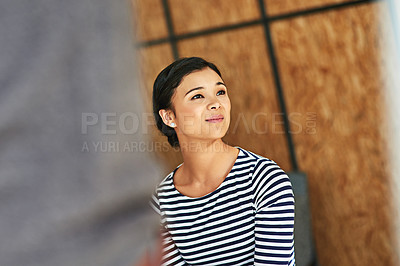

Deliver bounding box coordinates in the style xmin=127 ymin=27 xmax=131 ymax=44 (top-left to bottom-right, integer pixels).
xmin=150 ymin=147 xmax=295 ymax=265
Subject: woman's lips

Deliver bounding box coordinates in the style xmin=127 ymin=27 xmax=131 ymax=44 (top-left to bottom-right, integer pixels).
xmin=206 ymin=115 xmax=224 ymax=123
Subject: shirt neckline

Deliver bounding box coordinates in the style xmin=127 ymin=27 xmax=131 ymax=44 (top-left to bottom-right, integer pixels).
xmin=171 ymin=146 xmax=243 ymax=199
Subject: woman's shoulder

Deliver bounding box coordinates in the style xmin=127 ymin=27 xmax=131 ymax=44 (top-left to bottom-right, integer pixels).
xmin=236 ymin=147 xmax=288 ymax=181
xmin=236 ymin=146 xmax=278 ymax=167
xmin=154 ymin=163 xmax=182 ymax=191
xmin=236 ymin=148 xmax=293 ymax=209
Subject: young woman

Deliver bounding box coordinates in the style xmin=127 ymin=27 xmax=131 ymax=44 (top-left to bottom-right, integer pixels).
xmin=149 ymin=57 xmax=295 ymax=265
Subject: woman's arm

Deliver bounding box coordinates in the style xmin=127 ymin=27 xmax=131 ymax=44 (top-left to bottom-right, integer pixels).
xmin=252 ymin=160 xmax=295 ymax=265
xmin=159 ymin=225 xmax=187 ymax=266
xmin=254 ymin=196 xmax=295 ymax=265
xmin=150 ymin=189 xmax=186 ymax=265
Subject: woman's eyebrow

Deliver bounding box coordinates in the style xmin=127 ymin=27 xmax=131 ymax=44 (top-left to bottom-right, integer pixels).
xmin=184 ymin=82 xmax=226 ymax=96
xmin=185 ymin=87 xmax=204 ymax=96
xmin=216 ymin=82 xmax=226 ymax=87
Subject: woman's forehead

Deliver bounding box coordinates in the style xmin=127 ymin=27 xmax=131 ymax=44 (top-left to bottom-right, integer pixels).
xmin=178 ymin=68 xmax=223 ymax=91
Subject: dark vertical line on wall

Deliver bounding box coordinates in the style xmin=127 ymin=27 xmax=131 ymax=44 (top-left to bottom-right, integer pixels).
xmin=161 ymin=0 xmax=179 ymax=60
xmin=257 ymin=0 xmax=299 ymax=171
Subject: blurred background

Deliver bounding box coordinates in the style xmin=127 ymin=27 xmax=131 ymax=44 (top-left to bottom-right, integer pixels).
xmin=1 ymin=0 xmax=400 ymax=265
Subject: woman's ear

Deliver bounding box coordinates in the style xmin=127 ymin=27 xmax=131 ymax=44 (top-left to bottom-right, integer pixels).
xmin=159 ymin=109 xmax=176 ymax=127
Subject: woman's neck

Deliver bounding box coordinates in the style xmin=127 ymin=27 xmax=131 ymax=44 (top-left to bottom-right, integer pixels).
xmin=177 ymin=139 xmax=238 ymax=185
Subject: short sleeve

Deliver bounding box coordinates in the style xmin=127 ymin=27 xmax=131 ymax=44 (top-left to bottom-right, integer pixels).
xmin=251 ymin=159 xmax=295 ymax=265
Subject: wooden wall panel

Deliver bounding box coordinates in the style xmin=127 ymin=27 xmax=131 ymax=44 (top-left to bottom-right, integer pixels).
xmin=178 ymin=26 xmax=291 ymax=171
xmin=169 ymin=0 xmax=260 ymax=34
xmin=131 ymin=0 xmax=168 ymax=41
xmin=136 ymin=44 xmax=183 ymax=173
xmin=265 ymin=0 xmax=357 ymax=16
xmin=270 ymin=3 xmax=395 ymax=265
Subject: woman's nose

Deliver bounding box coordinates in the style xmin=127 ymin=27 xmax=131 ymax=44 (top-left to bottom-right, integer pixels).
xmin=208 ymin=100 xmax=221 ymax=110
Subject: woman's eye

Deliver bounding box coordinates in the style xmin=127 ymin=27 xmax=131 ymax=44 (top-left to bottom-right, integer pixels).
xmin=217 ymin=90 xmax=226 ymax=96
xmin=191 ymin=94 xmax=203 ymax=100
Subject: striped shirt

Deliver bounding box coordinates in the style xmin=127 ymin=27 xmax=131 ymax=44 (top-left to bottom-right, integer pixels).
xmin=150 ymin=147 xmax=295 ymax=265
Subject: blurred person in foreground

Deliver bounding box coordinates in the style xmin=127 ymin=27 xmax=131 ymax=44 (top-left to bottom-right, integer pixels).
xmin=0 ymin=0 xmax=160 ymax=265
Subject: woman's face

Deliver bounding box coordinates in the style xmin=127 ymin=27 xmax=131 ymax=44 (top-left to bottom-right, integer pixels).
xmin=168 ymin=67 xmax=231 ymax=144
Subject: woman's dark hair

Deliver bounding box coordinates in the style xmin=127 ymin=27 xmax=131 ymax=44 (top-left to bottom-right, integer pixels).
xmin=152 ymin=57 xmax=222 ymax=147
